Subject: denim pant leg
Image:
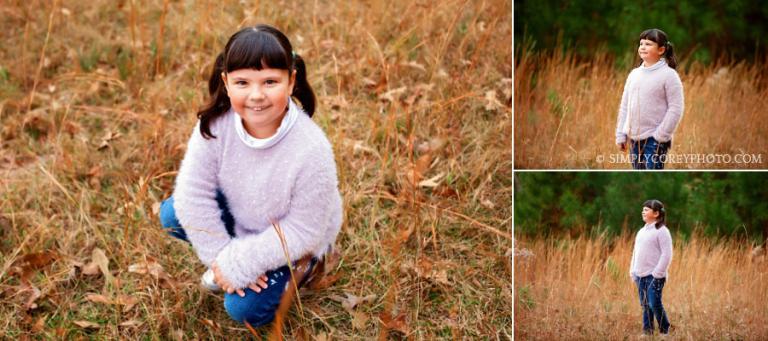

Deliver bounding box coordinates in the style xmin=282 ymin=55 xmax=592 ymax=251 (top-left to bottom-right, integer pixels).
xmin=636 ymin=276 xmax=654 ymax=333
xmin=644 ymin=137 xmax=670 ymax=169
xmin=158 ymin=190 xmax=236 ymax=241
xmin=648 ymin=277 xmax=671 ymax=333
xmin=224 ymin=258 xmax=318 ymax=327
xmin=631 ymin=137 xmax=670 ymax=169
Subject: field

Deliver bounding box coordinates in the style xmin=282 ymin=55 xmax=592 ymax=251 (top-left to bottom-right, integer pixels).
xmin=0 ymin=0 xmax=512 ymax=339
xmin=514 ymin=233 xmax=768 ymax=340
xmin=514 ymin=47 xmax=768 ymax=169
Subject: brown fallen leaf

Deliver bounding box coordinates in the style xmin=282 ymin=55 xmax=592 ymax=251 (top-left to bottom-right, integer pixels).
xmin=200 ymin=318 xmax=221 ymax=332
xmin=81 ymin=262 xmax=101 ymax=276
xmin=314 ymin=332 xmax=329 ymax=341
xmin=23 ymin=285 xmax=42 ymax=311
xmin=307 ymin=272 xmax=342 ymax=290
xmin=116 ymin=294 xmax=138 ymax=313
xmin=380 ymin=311 xmax=409 ymax=335
xmin=13 ymin=251 xmax=58 ymax=284
xmin=84 ymin=293 xmax=112 ymax=305
xmin=484 ymin=90 xmax=504 ymax=112
xmin=418 ymin=172 xmax=445 ymax=188
xmin=73 ymin=320 xmax=100 ymax=330
xmin=329 ymin=293 xmax=377 ymax=312
xmin=118 ymin=319 xmax=142 ymax=328
xmin=351 ymin=311 xmax=369 ymax=330
xmin=128 ymin=261 xmax=168 ymax=280
xmin=84 ymin=293 xmax=138 ymax=312
xmin=97 ymin=131 xmax=121 ymax=150
xmin=32 ymin=316 xmax=46 ymax=332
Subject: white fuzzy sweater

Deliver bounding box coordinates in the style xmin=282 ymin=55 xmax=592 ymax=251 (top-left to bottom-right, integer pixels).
xmin=629 ymin=223 xmax=673 ymax=279
xmin=172 ymin=101 xmax=343 ymax=289
xmin=615 ymin=58 xmax=685 ymax=144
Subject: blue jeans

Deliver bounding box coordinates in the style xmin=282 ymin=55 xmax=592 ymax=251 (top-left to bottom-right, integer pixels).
xmin=630 ymin=137 xmax=671 ymax=170
xmin=159 ymin=193 xmax=317 ymax=327
xmin=635 ymin=275 xmax=670 ymax=334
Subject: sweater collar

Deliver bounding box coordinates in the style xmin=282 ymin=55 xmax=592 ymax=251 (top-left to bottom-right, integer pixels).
xmin=640 ymin=58 xmax=667 ymax=72
xmin=234 ymin=99 xmax=301 ymax=149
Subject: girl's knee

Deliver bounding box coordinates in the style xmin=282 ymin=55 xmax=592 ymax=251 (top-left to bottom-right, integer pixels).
xmin=223 ymin=290 xmax=280 ymax=327
xmin=159 ymin=197 xmax=179 ymax=228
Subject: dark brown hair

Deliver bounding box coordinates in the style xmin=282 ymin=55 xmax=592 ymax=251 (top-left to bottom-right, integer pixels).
xmin=197 ymin=24 xmax=316 ymax=139
xmin=643 ymin=199 xmax=666 ymax=229
xmin=638 ymin=28 xmax=678 ymax=69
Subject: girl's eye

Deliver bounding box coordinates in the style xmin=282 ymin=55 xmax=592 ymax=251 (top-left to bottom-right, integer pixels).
xmin=265 ymin=79 xmax=278 ymax=85
xmin=235 ymin=80 xmax=248 ymax=86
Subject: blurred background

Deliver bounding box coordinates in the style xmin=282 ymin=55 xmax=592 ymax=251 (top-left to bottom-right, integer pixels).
xmin=515 ymin=172 xmax=768 ymax=241
xmin=515 ymin=0 xmax=768 ymax=67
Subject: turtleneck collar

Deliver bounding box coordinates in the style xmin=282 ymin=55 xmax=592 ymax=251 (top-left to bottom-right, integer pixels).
xmin=234 ymin=99 xmax=302 ymax=149
xmin=640 ymin=58 xmax=667 ymax=71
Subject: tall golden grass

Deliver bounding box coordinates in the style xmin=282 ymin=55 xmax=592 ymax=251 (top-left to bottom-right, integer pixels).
xmin=514 ymin=46 xmax=768 ymax=169
xmin=0 ymin=0 xmax=511 ymax=339
xmin=515 ymin=233 xmax=768 ymax=340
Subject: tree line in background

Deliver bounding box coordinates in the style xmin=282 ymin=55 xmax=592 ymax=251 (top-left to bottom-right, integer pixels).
xmin=514 ymin=0 xmax=768 ymax=66
xmin=514 ymin=172 xmax=768 ymax=241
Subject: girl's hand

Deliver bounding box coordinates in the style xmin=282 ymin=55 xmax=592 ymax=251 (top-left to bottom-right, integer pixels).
xmin=211 ymin=261 xmax=245 ymax=297
xmin=248 ymin=275 xmax=269 ymax=293
xmin=211 ymin=261 xmax=269 ymax=296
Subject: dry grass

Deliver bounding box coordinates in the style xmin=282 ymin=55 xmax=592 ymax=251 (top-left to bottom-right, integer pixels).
xmin=514 ymin=233 xmax=768 ymax=340
xmin=514 ymin=46 xmax=768 ymax=169
xmin=0 ymin=0 xmax=512 ymax=339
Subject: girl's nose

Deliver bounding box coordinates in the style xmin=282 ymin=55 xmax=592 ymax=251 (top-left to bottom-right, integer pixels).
xmin=248 ymin=87 xmax=266 ymax=101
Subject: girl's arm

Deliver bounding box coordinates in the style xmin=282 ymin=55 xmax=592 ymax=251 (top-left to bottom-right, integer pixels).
xmin=214 ymin=149 xmax=342 ymax=289
xmin=652 ymin=72 xmax=684 ymax=142
xmin=172 ymin=121 xmax=231 ymax=267
xmin=652 ymin=228 xmax=673 ymax=278
xmin=629 ymin=235 xmax=637 ymax=279
xmin=615 ymin=75 xmax=631 ymax=145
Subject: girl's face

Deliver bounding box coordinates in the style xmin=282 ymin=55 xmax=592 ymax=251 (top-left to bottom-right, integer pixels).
xmin=641 ymin=206 xmax=659 ymax=223
xmin=223 ymin=67 xmax=296 ymax=138
xmin=638 ymin=39 xmax=666 ymax=65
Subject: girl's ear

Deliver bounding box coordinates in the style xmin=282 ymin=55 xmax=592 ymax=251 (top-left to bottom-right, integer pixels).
xmin=288 ymin=70 xmax=297 ymax=94
xmin=221 ymin=72 xmax=229 ymax=93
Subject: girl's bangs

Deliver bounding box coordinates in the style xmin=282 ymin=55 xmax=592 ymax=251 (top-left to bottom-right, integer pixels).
xmin=225 ymin=31 xmax=290 ymax=72
xmin=639 ymin=29 xmax=662 ymax=44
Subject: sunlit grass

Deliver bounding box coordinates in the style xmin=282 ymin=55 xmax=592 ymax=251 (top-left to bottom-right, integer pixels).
xmin=0 ymin=0 xmax=511 ymax=338
xmin=515 ymin=232 xmax=768 ymax=340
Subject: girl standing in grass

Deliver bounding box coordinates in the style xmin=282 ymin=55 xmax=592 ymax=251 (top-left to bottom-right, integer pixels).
xmin=629 ymin=199 xmax=673 ymax=336
xmin=158 ymin=24 xmax=343 ymax=328
xmin=615 ymin=28 xmax=684 ymax=169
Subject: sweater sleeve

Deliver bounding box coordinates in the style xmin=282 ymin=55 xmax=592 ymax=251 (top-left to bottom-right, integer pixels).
xmin=629 ymin=234 xmax=638 ymax=278
xmin=172 ymin=121 xmax=231 ymax=267
xmin=652 ymin=228 xmax=673 ymax=278
xmin=652 ymin=71 xmax=684 ymax=143
xmin=615 ymin=74 xmax=631 ymax=144
xmin=214 ymin=149 xmax=342 ymax=289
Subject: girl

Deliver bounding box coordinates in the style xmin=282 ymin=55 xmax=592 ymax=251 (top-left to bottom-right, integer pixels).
xmin=615 ymin=28 xmax=684 ymax=169
xmin=158 ymin=24 xmax=343 ymax=328
xmin=629 ymin=199 xmax=673 ymax=336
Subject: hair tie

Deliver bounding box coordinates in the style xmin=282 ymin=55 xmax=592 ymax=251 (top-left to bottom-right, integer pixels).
xmin=291 ymin=51 xmax=297 ymax=59
xmin=660 ymin=207 xmax=665 ymax=212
